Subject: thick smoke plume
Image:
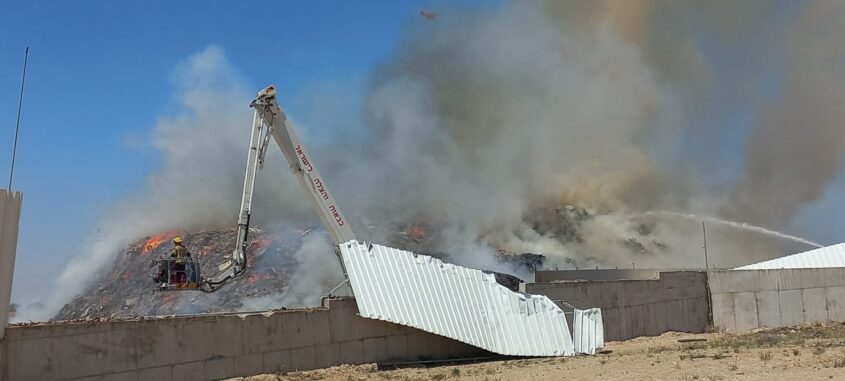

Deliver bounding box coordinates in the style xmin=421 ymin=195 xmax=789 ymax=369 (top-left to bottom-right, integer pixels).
xmin=31 ymin=1 xmax=845 ymax=319
xmin=725 ymin=1 xmax=845 ymax=225
xmin=347 ymin=0 xmax=845 ymax=270
xmin=29 ymin=47 xmax=312 ymax=320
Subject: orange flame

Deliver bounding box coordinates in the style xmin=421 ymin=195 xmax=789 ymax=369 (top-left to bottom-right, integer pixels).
xmin=408 ymin=225 xmax=426 ymax=241
xmin=141 ymin=231 xmax=180 ymax=256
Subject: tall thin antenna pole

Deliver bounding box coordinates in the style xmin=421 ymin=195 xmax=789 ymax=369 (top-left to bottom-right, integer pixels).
xmin=702 ymin=221 xmax=710 ymax=270
xmin=8 ymin=46 xmax=29 ymax=190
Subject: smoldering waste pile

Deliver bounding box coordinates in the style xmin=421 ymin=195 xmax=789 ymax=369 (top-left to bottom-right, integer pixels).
xmin=54 ymin=228 xmax=304 ymax=320
xmin=54 ymin=204 xmax=810 ymax=320
xmin=53 ymin=224 xmax=538 ymax=321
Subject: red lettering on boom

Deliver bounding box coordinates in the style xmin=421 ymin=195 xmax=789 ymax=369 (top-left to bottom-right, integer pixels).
xmin=294 ymin=144 xmax=314 ymax=172
xmin=313 ymin=178 xmax=329 ymax=200
xmin=329 ymin=205 xmax=345 ymax=226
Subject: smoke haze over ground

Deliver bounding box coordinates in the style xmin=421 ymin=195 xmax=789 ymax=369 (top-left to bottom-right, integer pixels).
xmin=24 ymin=1 xmax=845 ymax=320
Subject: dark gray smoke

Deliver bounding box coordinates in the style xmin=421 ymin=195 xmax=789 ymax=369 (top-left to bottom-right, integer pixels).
xmin=35 ymin=1 xmax=845 ymax=319
xmin=725 ymin=1 xmax=845 ymax=225
xmin=344 ymin=0 xmax=845 ymax=269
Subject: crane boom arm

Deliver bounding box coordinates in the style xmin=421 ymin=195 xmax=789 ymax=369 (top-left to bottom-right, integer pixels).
xmin=201 ymin=85 xmax=355 ymax=292
xmin=251 ymin=86 xmax=356 ymax=245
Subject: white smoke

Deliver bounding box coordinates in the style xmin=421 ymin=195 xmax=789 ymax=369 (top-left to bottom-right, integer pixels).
xmin=28 ymin=46 xmax=314 ymax=321
xmin=240 ymin=232 xmax=342 ymax=310
xmin=35 ymin=1 xmax=845 ymax=319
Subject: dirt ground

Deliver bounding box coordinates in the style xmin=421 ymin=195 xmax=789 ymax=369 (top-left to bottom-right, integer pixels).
xmin=225 ymin=323 xmax=845 ymax=381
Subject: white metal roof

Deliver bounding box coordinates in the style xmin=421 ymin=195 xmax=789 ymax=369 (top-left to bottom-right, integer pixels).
xmin=734 ymin=242 xmax=845 ymax=270
xmin=340 ymin=240 xmax=576 ymax=356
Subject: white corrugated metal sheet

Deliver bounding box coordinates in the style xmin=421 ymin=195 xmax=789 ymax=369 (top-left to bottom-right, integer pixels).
xmin=735 ymin=242 xmax=845 ymax=270
xmin=340 ymin=240 xmax=576 ymax=356
xmin=573 ymin=308 xmax=604 ymax=355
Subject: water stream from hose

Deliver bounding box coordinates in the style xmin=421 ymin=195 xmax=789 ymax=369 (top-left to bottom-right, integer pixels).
xmin=645 ymin=210 xmax=823 ymax=248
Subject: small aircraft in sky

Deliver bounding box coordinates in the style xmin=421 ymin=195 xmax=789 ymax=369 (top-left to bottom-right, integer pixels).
xmin=419 ymin=10 xmax=439 ymax=21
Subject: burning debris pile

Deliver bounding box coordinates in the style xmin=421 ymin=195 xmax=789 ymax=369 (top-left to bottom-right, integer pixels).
xmin=53 ymin=222 xmax=546 ymax=320
xmin=53 ymin=202 xmax=815 ymax=321
xmin=54 ymin=227 xmax=304 ymax=320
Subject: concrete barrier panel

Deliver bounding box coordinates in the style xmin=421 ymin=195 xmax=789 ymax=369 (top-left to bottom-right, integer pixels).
xmin=102 ymin=371 xmax=138 ymax=381
xmin=733 ymin=292 xmax=759 ymax=331
xmin=780 ymin=268 xmax=845 ymax=290
xmin=527 ymin=272 xmax=708 ymax=341
xmin=643 ymin=301 xmax=667 ymax=336
xmin=172 ymin=361 xmax=204 ymax=381
xmin=754 ymin=291 xmax=780 ymax=328
xmin=826 ymin=287 xmax=845 ymax=321
xmin=711 ymin=293 xmax=736 ymax=332
xmin=662 ymin=272 xmax=707 ymax=300
xmin=802 ymin=288 xmax=829 ymax=322
xmin=535 ymin=270 xmax=662 ymax=282
xmin=205 ymin=357 xmax=237 ymax=380
xmin=234 ymin=353 xmax=263 ymax=377
xmin=709 ymin=270 xmax=780 ymax=294
xmin=0 ymin=190 xmax=23 ymax=340
xmin=7 ymin=337 xmax=52 ymax=380
xmin=134 ymin=321 xmax=177 ymax=369
xmin=604 ymin=308 xmax=622 ymax=341
xmin=313 ymin=343 xmax=340 ymax=370
xmin=778 ymin=289 xmax=805 ymax=326
xmin=384 ymin=334 xmax=408 ymax=361
xmin=0 ymin=299 xmax=488 ymax=381
xmin=139 ymin=366 xmax=172 ymax=380
xmin=710 ymin=269 xmax=845 ymax=332
xmin=289 ymin=346 xmax=317 ymax=371
xmin=362 ymin=337 xmax=388 ymax=363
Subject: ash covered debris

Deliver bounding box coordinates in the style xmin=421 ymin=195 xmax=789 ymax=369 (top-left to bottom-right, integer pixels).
xmin=495 ymin=251 xmax=545 ymax=273
xmin=55 ymin=222 xmax=542 ymax=320
xmin=527 ymin=205 xmax=591 ymax=244
xmin=52 ymin=203 xmax=809 ymax=320
xmin=54 ymin=227 xmax=303 ymax=320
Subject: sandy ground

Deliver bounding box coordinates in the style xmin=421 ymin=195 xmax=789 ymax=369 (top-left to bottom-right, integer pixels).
xmin=226 ymin=323 xmax=845 ymax=381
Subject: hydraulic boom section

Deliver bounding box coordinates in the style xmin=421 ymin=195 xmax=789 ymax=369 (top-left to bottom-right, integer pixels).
xmin=250 ymin=85 xmax=356 ymax=246
xmin=199 ymin=103 xmax=266 ymax=291
xmin=153 ymin=85 xmax=355 ymax=292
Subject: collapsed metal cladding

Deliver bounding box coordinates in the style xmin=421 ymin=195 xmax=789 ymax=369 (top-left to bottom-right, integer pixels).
xmin=341 ymin=240 xmax=597 ymax=356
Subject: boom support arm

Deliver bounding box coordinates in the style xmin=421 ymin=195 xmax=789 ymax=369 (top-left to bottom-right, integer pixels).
xmin=202 ymin=85 xmax=355 ymax=292
xmin=251 ymin=86 xmax=356 ymax=245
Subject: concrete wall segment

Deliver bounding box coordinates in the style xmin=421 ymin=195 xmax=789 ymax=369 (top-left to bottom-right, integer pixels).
xmin=826 ymin=287 xmax=845 ymax=321
xmin=801 ymin=288 xmax=828 ymax=322
xmin=535 ymin=269 xmax=662 ymax=282
xmin=709 ymin=269 xmax=845 ymax=331
xmin=0 ymin=190 xmax=23 ymax=340
xmin=524 ymin=271 xmax=709 ymax=341
xmin=753 ymin=291 xmax=780 ymax=328
xmin=0 ymin=298 xmax=488 ymax=381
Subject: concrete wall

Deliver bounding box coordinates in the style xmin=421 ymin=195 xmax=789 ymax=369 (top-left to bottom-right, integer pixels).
xmin=0 ymin=298 xmax=487 ymax=381
xmin=709 ymin=268 xmax=845 ymax=332
xmin=535 ymin=269 xmax=665 ymax=282
xmin=0 ymin=190 xmax=23 ymax=340
xmin=523 ymin=271 xmax=710 ymax=341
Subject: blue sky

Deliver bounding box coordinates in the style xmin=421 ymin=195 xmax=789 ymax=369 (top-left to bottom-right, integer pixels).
xmin=0 ymin=1 xmax=489 ymax=302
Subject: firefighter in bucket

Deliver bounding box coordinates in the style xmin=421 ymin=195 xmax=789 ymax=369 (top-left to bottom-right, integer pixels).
xmin=151 ymin=235 xmax=201 ymax=289
xmin=170 ymin=236 xmax=191 ymax=283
